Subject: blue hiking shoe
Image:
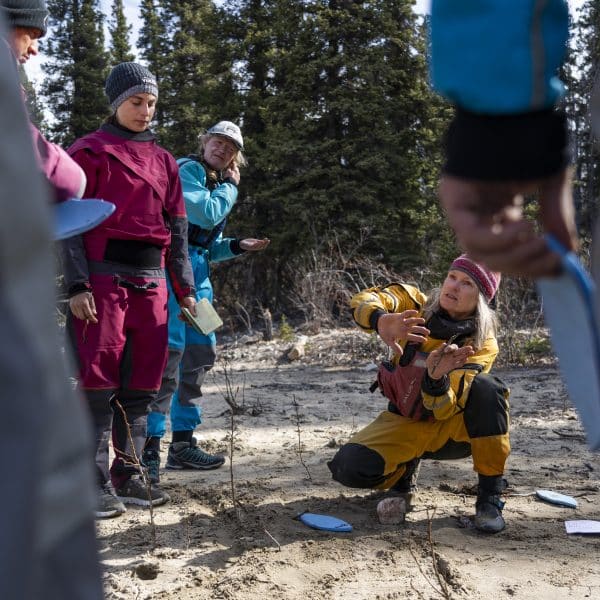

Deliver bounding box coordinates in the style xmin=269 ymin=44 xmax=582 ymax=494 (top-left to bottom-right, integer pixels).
xmin=166 ymin=439 xmax=225 ymax=471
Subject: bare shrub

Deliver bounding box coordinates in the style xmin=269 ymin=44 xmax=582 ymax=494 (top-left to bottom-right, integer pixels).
xmin=286 ymin=233 xmax=408 ymax=326
xmin=495 ymin=276 xmax=550 ymax=367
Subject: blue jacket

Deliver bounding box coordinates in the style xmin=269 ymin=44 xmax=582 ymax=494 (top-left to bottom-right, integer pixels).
xmin=177 ymin=157 xmax=240 ymax=263
xmin=430 ymin=0 xmax=569 ymax=114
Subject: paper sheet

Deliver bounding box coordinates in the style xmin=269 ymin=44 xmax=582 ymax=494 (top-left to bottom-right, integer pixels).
xmin=565 ymin=520 xmax=600 ymax=535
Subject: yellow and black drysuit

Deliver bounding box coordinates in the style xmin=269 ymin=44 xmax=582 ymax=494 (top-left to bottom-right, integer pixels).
xmin=328 ymin=283 xmax=510 ymax=491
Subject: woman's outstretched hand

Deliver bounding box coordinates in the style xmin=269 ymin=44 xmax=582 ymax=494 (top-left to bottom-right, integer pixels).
xmin=426 ymin=342 xmax=474 ymax=380
xmin=239 ymin=238 xmax=270 ymax=252
xmin=377 ymin=310 xmax=430 ymax=356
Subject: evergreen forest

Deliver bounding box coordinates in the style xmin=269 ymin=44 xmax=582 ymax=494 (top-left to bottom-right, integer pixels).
xmin=34 ymin=0 xmax=600 ymax=338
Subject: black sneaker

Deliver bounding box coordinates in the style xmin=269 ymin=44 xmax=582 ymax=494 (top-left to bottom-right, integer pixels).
xmin=389 ymin=458 xmax=421 ymax=512
xmin=116 ymin=475 xmax=170 ymax=507
xmin=166 ymin=439 xmax=226 ymax=471
xmin=96 ymin=482 xmax=126 ymax=519
xmin=142 ymin=449 xmax=161 ymax=484
xmin=474 ymin=493 xmax=506 ymax=533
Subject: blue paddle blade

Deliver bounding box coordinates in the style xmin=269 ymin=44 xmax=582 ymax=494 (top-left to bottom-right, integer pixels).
xmin=537 ymin=236 xmax=600 ymax=450
xmin=298 ymin=512 xmax=353 ymax=532
xmin=54 ymin=198 xmax=116 ymax=240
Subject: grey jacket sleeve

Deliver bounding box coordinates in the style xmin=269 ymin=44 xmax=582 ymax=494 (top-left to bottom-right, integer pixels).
xmin=59 ymin=235 xmax=91 ymax=296
xmin=166 ymin=215 xmax=196 ymax=301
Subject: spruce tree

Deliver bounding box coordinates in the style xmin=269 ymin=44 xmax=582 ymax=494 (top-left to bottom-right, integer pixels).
xmin=20 ymin=67 xmax=47 ymax=131
xmin=231 ymin=1 xmax=451 ymax=271
xmin=565 ymin=0 xmax=600 ymax=245
xmin=108 ymin=0 xmax=135 ymax=64
xmin=43 ymin=0 xmax=109 ymax=145
xmin=208 ymin=0 xmax=453 ymax=312
xmin=157 ymin=0 xmax=237 ymax=156
xmin=137 ymin=0 xmax=169 ymax=130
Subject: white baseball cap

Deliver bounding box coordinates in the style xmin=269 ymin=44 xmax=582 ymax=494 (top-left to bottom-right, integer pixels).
xmin=206 ymin=121 xmax=244 ymax=150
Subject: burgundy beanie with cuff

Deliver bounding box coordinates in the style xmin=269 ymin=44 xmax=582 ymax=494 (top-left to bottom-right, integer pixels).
xmin=449 ymin=254 xmax=500 ymax=303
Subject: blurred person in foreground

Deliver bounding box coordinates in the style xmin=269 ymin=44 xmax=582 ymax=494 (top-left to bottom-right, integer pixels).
xmin=0 ymin=6 xmax=103 ymax=600
xmin=1 ymin=0 xmax=87 ymax=201
xmin=430 ymin=0 xmax=577 ymax=278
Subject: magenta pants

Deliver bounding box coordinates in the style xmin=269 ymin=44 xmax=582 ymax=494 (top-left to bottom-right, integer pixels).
xmin=72 ymin=273 xmax=168 ymax=392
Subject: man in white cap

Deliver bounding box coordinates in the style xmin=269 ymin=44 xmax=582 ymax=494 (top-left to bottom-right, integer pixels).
xmin=144 ymin=121 xmax=269 ymax=481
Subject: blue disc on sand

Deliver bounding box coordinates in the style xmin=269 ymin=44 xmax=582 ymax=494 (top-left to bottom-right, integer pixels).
xmin=297 ymin=512 xmax=353 ymax=532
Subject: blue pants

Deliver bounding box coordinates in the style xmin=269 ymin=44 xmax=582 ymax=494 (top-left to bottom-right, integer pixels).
xmin=147 ymin=249 xmax=217 ymax=437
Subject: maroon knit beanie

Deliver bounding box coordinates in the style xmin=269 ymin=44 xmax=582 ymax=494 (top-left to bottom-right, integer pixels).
xmin=449 ymin=255 xmax=500 ymax=303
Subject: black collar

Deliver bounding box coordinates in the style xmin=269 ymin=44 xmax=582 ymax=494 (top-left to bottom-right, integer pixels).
xmin=101 ymin=122 xmax=155 ymax=142
xmin=426 ymin=309 xmax=476 ymax=344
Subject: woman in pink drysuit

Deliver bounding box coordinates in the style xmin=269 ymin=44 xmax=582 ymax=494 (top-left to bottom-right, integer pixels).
xmin=61 ymin=62 xmax=196 ymax=519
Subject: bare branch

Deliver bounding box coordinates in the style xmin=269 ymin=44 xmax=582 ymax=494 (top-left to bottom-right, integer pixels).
xmin=292 ymin=395 xmax=312 ymax=481
xmin=113 ymin=396 xmax=156 ymax=547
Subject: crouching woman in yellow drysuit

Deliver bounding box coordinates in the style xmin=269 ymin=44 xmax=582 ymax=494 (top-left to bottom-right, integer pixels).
xmin=328 ymin=255 xmax=510 ymax=533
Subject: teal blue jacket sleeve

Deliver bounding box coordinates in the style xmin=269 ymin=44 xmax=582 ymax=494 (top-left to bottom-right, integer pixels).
xmin=429 ymin=0 xmax=570 ymax=180
xmin=207 ymin=235 xmax=241 ymax=263
xmin=430 ymin=0 xmax=569 ymax=115
xmin=177 ymin=158 xmax=238 ymax=228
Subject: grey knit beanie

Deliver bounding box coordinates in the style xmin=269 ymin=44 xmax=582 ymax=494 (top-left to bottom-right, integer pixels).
xmin=0 ymin=0 xmax=48 ymax=37
xmin=105 ymin=62 xmax=158 ymax=111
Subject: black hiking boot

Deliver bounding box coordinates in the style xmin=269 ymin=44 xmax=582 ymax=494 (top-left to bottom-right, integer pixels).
xmin=389 ymin=458 xmax=421 ymax=512
xmin=474 ymin=474 xmax=507 ymax=533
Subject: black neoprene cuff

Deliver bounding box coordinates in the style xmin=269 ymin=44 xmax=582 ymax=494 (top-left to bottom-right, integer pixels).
xmin=422 ymin=372 xmax=450 ymax=396
xmin=370 ymin=309 xmax=387 ymax=332
xmin=223 ymin=177 xmax=238 ymax=187
xmin=68 ymin=282 xmax=91 ymax=298
xmin=443 ymin=108 xmax=569 ymax=180
xmin=229 ymin=239 xmax=246 ymax=255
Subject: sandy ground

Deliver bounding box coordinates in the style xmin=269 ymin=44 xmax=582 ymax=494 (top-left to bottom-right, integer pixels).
xmin=98 ymin=329 xmax=600 ymax=600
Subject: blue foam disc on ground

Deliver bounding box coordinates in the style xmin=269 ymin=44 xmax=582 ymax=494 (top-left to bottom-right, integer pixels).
xmin=298 ymin=512 xmax=353 ymax=532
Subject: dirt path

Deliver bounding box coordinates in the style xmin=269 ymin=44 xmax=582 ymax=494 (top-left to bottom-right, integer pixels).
xmin=99 ymin=330 xmax=600 ymax=600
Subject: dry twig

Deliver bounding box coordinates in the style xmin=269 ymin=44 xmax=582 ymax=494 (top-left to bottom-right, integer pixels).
xmin=215 ymin=359 xmax=243 ymax=414
xmin=292 ymin=395 xmax=312 ymax=481
xmin=552 ymin=428 xmax=586 ymax=440
xmin=408 ymin=540 xmax=441 ymax=596
xmin=262 ymin=526 xmax=281 ymax=551
xmin=406 ymin=510 xmax=453 ymax=600
xmin=235 ymin=301 xmax=252 ymax=333
xmin=228 ymin=401 xmax=242 ymax=522
xmin=426 ymin=509 xmax=452 ymax=599
xmin=113 ymin=397 xmax=157 ymax=547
